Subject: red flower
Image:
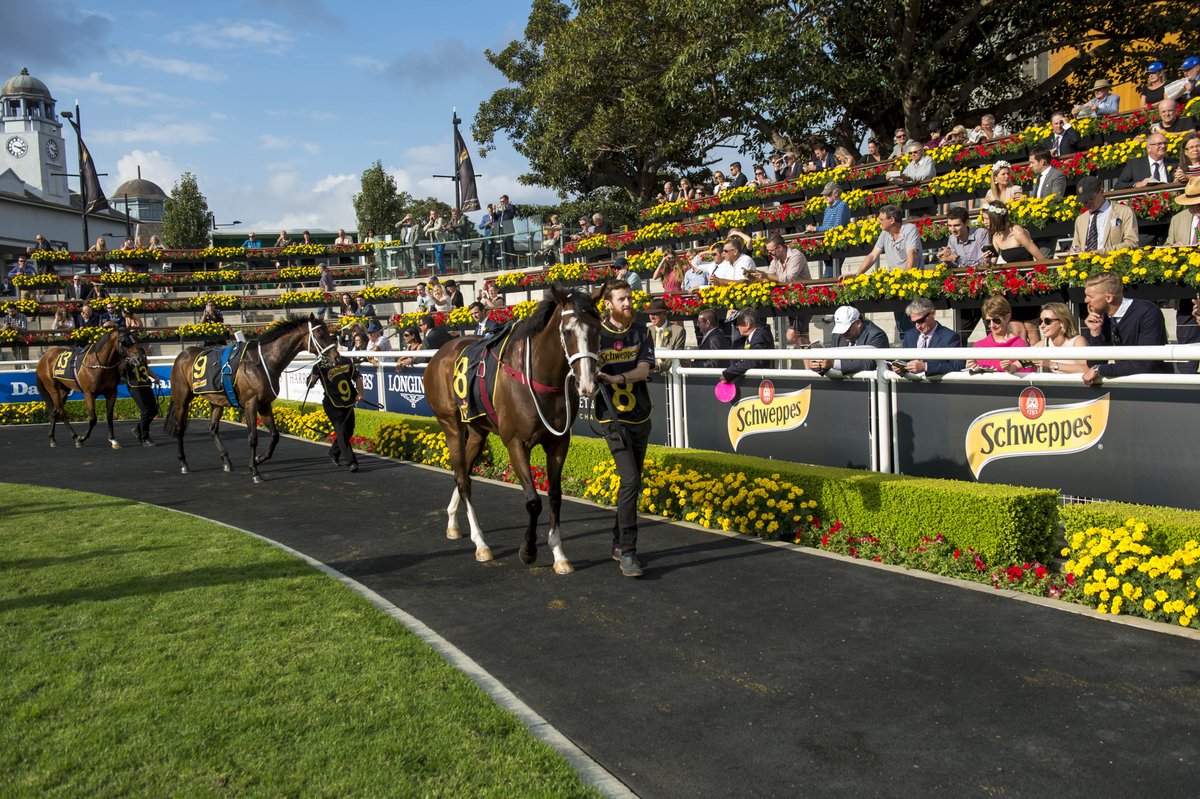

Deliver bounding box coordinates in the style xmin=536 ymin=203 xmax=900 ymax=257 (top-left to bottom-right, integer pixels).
xmin=829 ymin=520 xmax=843 ymax=533
xmin=1065 ymin=573 xmax=1076 ymax=585
xmin=820 ymin=533 xmax=830 ymax=547
xmin=1034 ymin=565 xmax=1048 ymax=580
xmin=952 ymin=548 xmax=961 ymax=559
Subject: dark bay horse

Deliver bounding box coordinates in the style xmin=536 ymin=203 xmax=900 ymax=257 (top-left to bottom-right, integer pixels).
xmin=163 ymin=315 xmax=338 ymax=483
xmin=425 ymin=284 xmax=601 ymax=574
xmin=36 ymin=329 xmax=146 ymax=449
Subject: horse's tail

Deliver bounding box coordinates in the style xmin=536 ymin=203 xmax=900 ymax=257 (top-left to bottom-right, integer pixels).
xmin=163 ymin=394 xmax=180 ymax=435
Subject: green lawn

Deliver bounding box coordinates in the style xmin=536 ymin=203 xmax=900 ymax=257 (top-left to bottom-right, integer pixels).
xmin=0 ymin=483 xmax=600 ymax=798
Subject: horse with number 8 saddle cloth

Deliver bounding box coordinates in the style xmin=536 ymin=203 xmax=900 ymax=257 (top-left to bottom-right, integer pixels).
xmin=190 ymin=341 xmax=249 ymax=409
xmin=453 ymin=322 xmax=524 ymax=423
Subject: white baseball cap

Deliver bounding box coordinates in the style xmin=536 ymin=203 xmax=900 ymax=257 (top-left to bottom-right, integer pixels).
xmin=832 ymin=305 xmax=861 ymax=335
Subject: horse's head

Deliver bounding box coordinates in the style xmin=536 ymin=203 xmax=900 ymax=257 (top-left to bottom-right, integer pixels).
xmin=551 ymin=283 xmax=600 ymax=396
xmin=305 ymin=317 xmax=339 ymax=365
xmin=118 ymin=332 xmax=148 ymax=370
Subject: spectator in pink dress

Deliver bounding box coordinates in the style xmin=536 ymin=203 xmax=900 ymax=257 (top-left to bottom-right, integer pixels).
xmin=967 ymin=296 xmax=1033 ymax=373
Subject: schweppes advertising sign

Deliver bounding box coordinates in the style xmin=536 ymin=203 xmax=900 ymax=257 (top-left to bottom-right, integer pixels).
xmin=727 ymin=381 xmax=811 ymax=451
xmin=965 ymin=387 xmax=1110 ymax=478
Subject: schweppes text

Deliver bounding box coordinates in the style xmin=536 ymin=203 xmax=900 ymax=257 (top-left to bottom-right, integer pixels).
xmin=727 ymin=383 xmax=810 ymax=451
xmin=965 ymin=391 xmax=1109 ymax=478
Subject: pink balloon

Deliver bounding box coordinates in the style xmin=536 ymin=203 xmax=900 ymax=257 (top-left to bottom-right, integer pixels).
xmin=714 ymin=381 xmax=737 ymax=403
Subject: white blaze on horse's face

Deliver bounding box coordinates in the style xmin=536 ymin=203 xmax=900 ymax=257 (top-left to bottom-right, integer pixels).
xmin=559 ymin=307 xmax=597 ymax=396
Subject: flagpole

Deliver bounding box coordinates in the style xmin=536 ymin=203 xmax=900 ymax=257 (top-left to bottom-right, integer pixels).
xmin=61 ymin=101 xmax=89 ymax=247
xmin=452 ymin=109 xmax=462 ymax=211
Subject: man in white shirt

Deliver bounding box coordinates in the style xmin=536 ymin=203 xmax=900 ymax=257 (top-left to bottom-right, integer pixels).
xmin=893 ymin=142 xmax=936 ymax=185
xmin=709 ymin=238 xmax=757 ymax=285
xmin=852 ymin=205 xmax=922 ymax=277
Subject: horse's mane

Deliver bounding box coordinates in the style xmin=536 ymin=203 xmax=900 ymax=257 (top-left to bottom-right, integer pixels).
xmin=257 ymin=316 xmax=311 ymax=346
xmin=510 ymin=290 xmax=598 ymax=343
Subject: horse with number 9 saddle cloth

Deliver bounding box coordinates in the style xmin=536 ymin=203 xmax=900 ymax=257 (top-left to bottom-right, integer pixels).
xmin=190 ymin=341 xmax=249 ymax=409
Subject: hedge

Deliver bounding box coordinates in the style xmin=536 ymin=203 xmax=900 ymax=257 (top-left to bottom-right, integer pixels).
xmin=1059 ymin=502 xmax=1200 ymax=556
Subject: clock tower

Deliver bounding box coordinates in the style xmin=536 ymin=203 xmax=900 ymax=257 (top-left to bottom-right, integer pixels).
xmin=0 ymin=68 xmax=69 ymax=205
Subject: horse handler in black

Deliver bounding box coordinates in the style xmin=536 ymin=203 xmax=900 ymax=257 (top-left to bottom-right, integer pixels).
xmin=122 ymin=358 xmax=160 ymax=447
xmin=596 ymin=279 xmax=654 ymax=578
xmin=308 ymin=355 xmax=365 ymax=472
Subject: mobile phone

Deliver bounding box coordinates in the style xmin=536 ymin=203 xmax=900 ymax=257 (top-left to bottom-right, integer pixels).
xmin=889 ymin=359 xmax=908 ymax=371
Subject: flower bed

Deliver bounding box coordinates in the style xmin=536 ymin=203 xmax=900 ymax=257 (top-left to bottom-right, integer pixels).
xmin=29 ymin=244 xmax=375 ymax=266
xmin=15 ymin=265 xmax=369 ymax=289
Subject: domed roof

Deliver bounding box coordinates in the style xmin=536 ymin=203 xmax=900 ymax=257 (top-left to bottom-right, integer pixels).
xmin=2 ymin=68 xmax=52 ymax=99
xmin=113 ymin=177 xmax=168 ymax=200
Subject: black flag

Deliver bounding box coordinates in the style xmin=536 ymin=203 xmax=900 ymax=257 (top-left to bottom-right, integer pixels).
xmin=454 ymin=127 xmax=480 ymax=212
xmin=65 ymin=118 xmax=109 ymax=215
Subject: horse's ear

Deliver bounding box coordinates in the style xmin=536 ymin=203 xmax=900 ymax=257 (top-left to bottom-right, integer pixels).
xmin=590 ymin=285 xmax=604 ymax=306
xmin=550 ymin=282 xmax=570 ymax=304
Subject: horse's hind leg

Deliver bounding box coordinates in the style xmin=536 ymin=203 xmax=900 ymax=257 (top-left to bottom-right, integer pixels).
xmin=542 ymin=434 xmax=573 ymax=575
xmin=170 ymin=396 xmax=192 ymax=474
xmin=504 ymin=439 xmax=543 ymax=567
xmin=445 ymin=425 xmax=492 ymax=561
xmin=208 ymin=406 xmax=234 ymax=474
xmin=104 ymin=393 xmax=120 ymax=449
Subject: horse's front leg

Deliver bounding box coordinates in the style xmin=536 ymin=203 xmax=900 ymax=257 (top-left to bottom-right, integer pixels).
xmin=76 ymin=392 xmax=98 ymax=446
xmin=542 ymin=434 xmax=573 ymax=575
xmin=253 ymin=405 xmax=280 ymax=466
xmin=505 ymin=439 xmax=543 ymax=567
xmin=208 ymin=405 xmax=233 ymax=473
xmin=104 ymin=392 xmax=120 ymax=449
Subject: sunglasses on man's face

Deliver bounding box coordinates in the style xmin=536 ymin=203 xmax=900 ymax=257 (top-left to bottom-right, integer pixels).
xmin=912 ymin=312 xmax=934 ymax=325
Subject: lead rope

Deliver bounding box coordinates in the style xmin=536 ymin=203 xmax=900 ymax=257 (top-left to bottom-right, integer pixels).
xmin=523 ymin=309 xmax=597 ymax=437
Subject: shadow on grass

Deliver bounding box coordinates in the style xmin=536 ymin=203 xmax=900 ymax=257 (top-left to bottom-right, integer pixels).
xmin=0 ymin=560 xmax=312 ymax=612
xmin=0 ymin=545 xmax=181 ymax=571
xmin=1 ymin=498 xmax=134 ymax=520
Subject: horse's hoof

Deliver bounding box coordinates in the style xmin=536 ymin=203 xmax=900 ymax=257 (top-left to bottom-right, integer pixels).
xmin=446 ymin=527 xmax=462 ymax=540
xmin=253 ymin=475 xmax=263 ymax=484
xmin=519 ymin=545 xmax=537 ymax=565
xmin=48 ymin=441 xmax=57 ymax=449
xmin=223 ymin=464 xmax=232 ymax=473
xmin=74 ymin=440 xmax=82 ymax=449
xmin=110 ymin=440 xmax=121 ymax=450
xmin=180 ymin=466 xmax=189 ymax=474
xmin=553 ymin=559 xmax=575 ymax=575
xmin=475 ymin=546 xmax=493 ymax=562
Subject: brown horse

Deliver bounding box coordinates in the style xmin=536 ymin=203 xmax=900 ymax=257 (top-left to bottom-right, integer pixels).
xmin=163 ymin=315 xmax=338 ymax=483
xmin=36 ymin=328 xmax=147 ymax=449
xmin=425 ymin=284 xmax=601 ymax=574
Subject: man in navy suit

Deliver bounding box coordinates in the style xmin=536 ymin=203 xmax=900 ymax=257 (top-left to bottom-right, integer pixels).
xmin=1115 ymin=131 xmax=1175 ymax=188
xmin=496 ymin=194 xmax=518 ymax=267
xmin=690 ymin=308 xmax=731 ymax=368
xmin=468 ymin=302 xmax=500 ymax=338
xmin=720 ymin=307 xmax=775 ymax=383
xmin=1041 ymin=112 xmax=1082 ymax=157
xmin=892 ymin=298 xmax=963 ymax=377
xmin=1080 ymin=271 xmax=1169 ymax=385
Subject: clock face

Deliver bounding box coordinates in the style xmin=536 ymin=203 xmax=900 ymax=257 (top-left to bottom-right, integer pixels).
xmin=6 ymin=136 xmax=28 ymax=158
xmin=46 ymin=140 xmax=59 ymax=160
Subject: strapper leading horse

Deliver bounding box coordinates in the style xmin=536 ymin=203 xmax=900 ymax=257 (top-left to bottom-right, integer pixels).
xmin=36 ymin=328 xmax=147 ymax=449
xmin=163 ymin=315 xmax=338 ymax=483
xmin=425 ymin=284 xmax=601 ymax=574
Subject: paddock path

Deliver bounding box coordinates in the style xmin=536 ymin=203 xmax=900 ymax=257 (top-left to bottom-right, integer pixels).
xmin=3 ymin=421 xmax=1198 ymax=798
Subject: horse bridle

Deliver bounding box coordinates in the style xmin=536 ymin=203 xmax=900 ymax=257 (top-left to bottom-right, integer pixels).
xmin=523 ymin=307 xmax=599 ymax=437
xmin=258 ymin=321 xmax=338 ymax=398
xmin=84 ymin=333 xmax=142 ymax=371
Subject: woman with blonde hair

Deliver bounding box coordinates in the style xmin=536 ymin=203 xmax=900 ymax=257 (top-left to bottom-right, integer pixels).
xmin=652 ymin=251 xmax=687 ymax=294
xmin=428 ymin=279 xmax=452 ymax=313
xmin=711 ymin=171 xmax=729 ymax=194
xmin=87 ymin=236 xmax=108 ymax=253
xmin=834 ymin=146 xmax=857 ymax=168
xmin=1037 ymin=302 xmax=1089 ymax=373
xmin=678 ymin=177 xmax=696 ymax=200
xmin=52 ymin=305 xmax=75 ymax=332
xmin=984 ymin=161 xmax=1024 ymax=203
xmin=967 ymin=296 xmax=1033 ymax=373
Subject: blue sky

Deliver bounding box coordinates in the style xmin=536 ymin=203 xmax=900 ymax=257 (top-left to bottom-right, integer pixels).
xmin=1 ymin=0 xmax=557 ymax=233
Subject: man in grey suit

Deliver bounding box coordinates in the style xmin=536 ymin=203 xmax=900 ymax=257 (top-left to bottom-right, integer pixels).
xmin=1028 ymin=148 xmax=1066 ymax=199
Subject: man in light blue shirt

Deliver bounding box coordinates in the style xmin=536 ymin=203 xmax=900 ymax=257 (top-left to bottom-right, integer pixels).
xmin=1074 ymin=78 xmax=1120 ymax=117
xmin=808 ymin=181 xmax=851 ymax=278
xmin=242 ymin=232 xmax=261 ymax=248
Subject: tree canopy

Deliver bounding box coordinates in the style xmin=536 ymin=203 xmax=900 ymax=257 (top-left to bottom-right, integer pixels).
xmin=475 ymin=0 xmax=1199 ymax=205
xmin=161 ymin=172 xmax=210 ymax=249
xmin=353 ymin=161 xmax=407 ymax=237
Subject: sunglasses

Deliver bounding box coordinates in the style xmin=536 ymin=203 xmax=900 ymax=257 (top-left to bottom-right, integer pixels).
xmin=984 ymin=317 xmax=1007 ymax=326
xmin=912 ymin=312 xmax=934 ymax=325
xmin=1039 ymin=317 xmax=1058 ymax=325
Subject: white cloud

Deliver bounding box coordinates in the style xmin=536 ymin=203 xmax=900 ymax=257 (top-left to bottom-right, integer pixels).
xmin=168 ymin=19 xmax=297 ymax=54
xmin=107 ymin=150 xmax=187 ymax=196
xmin=259 ymin=135 xmax=320 ymax=155
xmin=347 ymin=55 xmax=386 ymax=73
xmin=92 ymin=121 xmax=214 ymax=146
xmin=46 ymin=71 xmax=175 ymax=107
xmin=260 ymin=134 xmax=289 ymax=150
xmin=109 ymin=50 xmax=227 ymax=82
xmin=313 ymin=174 xmax=355 ymax=193
xmin=303 ymin=143 xmax=321 ymax=155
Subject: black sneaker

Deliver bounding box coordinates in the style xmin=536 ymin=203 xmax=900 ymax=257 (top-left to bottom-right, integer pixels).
xmin=328 ymin=450 xmax=341 ymax=466
xmin=348 ymin=462 xmax=359 ymax=473
xmin=142 ymin=438 xmax=156 ymax=447
xmin=619 ymin=552 xmax=644 ymax=578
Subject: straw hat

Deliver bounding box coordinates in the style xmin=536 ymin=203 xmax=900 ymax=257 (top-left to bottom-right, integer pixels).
xmin=1176 ymin=176 xmax=1200 ymax=206
xmin=1092 ymin=78 xmax=1112 ymax=91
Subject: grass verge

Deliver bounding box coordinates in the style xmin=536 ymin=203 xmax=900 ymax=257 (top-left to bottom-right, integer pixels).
xmin=0 ymin=482 xmax=600 ymax=799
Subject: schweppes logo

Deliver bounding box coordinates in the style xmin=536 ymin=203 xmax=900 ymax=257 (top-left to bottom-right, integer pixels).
xmin=727 ymin=381 xmax=810 ymax=451
xmin=965 ymin=387 xmax=1110 ymax=478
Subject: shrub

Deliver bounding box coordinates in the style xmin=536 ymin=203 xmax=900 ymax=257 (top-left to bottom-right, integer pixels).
xmin=1060 ymin=502 xmax=1200 ymax=556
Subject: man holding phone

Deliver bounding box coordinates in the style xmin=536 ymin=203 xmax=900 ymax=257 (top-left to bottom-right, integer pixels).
xmin=892 ymin=298 xmax=963 ymax=377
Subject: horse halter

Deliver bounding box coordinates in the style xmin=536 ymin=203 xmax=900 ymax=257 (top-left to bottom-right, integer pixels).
xmin=308 ymin=321 xmax=337 ymax=364
xmin=523 ymin=306 xmax=599 ymax=437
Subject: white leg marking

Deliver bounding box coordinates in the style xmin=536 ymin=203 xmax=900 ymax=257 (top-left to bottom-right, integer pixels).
xmin=462 ymin=494 xmax=492 ymax=562
xmin=446 ymin=487 xmax=462 ymax=539
xmin=548 ymin=524 xmax=573 ymax=574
